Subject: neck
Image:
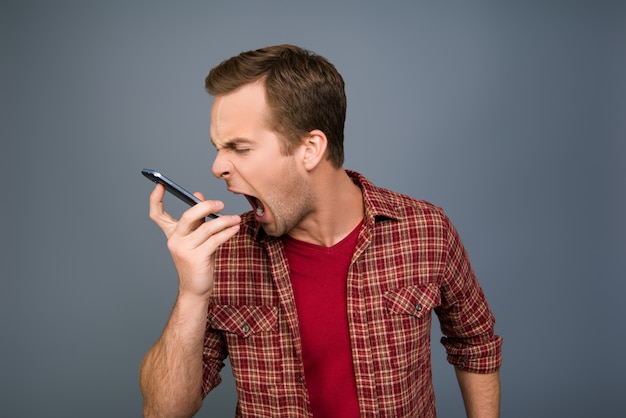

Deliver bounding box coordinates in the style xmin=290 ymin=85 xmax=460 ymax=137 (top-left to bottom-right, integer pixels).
xmin=288 ymin=168 xmax=364 ymax=247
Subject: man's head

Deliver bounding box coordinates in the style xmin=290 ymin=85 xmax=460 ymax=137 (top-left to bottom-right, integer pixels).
xmin=205 ymin=44 xmax=346 ymax=168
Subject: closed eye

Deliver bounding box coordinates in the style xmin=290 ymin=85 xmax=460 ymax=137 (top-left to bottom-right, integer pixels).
xmin=213 ymin=137 xmax=254 ymax=154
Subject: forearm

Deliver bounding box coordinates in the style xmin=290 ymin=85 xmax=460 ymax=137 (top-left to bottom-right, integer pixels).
xmin=455 ymin=367 xmax=500 ymax=418
xmin=140 ymin=293 xmax=210 ymax=418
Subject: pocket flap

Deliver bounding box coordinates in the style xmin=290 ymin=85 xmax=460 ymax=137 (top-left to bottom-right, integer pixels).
xmin=210 ymin=305 xmax=278 ymax=338
xmin=383 ymin=284 xmax=441 ymax=318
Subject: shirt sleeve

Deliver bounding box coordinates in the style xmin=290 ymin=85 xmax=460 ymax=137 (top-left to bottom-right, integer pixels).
xmin=436 ymin=214 xmax=503 ymax=374
xmin=201 ymin=310 xmax=228 ymax=398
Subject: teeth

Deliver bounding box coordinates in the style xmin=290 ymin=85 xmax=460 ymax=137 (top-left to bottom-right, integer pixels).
xmin=256 ymin=206 xmax=265 ymax=216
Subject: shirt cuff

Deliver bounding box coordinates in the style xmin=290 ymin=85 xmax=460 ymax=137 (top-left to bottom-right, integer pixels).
xmin=441 ymin=334 xmax=503 ymax=374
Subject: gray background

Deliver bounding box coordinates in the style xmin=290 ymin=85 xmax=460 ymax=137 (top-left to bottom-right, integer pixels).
xmin=2 ymin=0 xmax=625 ymax=416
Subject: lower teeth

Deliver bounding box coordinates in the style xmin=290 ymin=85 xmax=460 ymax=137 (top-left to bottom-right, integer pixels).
xmin=256 ymin=207 xmax=265 ymax=216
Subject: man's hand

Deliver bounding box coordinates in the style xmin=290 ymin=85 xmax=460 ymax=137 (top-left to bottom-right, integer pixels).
xmin=149 ymin=183 xmax=240 ymax=298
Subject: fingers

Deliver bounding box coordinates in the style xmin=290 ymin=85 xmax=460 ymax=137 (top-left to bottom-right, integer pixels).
xmin=175 ymin=198 xmax=225 ymax=232
xmin=175 ymin=201 xmax=240 ymax=253
xmin=148 ymin=183 xmax=237 ymax=240
xmin=175 ymin=213 xmax=241 ymax=251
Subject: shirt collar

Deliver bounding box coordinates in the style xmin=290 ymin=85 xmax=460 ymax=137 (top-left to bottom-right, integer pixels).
xmin=345 ymin=170 xmax=400 ymax=223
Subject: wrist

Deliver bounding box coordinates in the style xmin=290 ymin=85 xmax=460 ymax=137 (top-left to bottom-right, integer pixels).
xmin=176 ymin=288 xmax=213 ymax=305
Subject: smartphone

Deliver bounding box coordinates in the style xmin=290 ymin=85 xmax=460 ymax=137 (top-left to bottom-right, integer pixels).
xmin=141 ymin=168 xmax=220 ymax=219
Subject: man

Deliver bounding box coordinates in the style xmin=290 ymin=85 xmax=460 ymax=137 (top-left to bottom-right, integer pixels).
xmin=140 ymin=44 xmax=502 ymax=417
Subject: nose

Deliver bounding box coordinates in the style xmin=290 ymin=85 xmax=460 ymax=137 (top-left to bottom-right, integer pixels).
xmin=211 ymin=151 xmax=232 ymax=179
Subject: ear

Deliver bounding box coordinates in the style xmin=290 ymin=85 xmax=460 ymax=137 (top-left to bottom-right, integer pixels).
xmin=301 ymin=129 xmax=328 ymax=171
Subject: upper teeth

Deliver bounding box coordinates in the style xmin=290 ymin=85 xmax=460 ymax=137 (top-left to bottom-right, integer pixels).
xmin=256 ymin=206 xmax=265 ymax=216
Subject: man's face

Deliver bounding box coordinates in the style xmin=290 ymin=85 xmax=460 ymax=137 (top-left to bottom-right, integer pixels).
xmin=210 ymin=81 xmax=313 ymax=236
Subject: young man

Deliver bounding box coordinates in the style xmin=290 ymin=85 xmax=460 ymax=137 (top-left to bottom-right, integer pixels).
xmin=140 ymin=44 xmax=502 ymax=417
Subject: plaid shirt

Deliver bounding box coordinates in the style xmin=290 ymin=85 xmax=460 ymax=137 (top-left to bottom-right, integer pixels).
xmin=203 ymin=171 xmax=503 ymax=417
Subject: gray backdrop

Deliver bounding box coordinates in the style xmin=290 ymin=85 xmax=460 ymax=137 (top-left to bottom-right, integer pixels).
xmin=2 ymin=0 xmax=625 ymax=417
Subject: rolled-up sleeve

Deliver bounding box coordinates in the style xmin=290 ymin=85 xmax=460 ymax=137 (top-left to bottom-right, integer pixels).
xmin=436 ymin=214 xmax=503 ymax=374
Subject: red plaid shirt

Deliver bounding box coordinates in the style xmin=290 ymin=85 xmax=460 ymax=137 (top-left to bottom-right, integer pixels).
xmin=203 ymin=171 xmax=503 ymax=417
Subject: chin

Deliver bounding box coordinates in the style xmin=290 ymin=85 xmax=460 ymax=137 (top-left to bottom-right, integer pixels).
xmin=258 ymin=219 xmax=288 ymax=237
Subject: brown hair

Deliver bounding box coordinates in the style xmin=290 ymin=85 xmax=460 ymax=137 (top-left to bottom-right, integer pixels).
xmin=205 ymin=44 xmax=346 ymax=167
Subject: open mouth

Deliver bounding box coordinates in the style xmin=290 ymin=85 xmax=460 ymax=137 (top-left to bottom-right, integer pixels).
xmin=245 ymin=195 xmax=265 ymax=218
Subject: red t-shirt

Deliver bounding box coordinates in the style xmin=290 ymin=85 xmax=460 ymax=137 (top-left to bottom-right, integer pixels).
xmin=284 ymin=222 xmax=363 ymax=417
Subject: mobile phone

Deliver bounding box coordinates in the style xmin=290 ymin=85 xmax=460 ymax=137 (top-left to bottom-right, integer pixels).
xmin=141 ymin=168 xmax=220 ymax=219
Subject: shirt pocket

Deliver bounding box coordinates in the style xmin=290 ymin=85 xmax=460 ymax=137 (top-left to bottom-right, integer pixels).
xmin=209 ymin=305 xmax=281 ymax=389
xmin=210 ymin=305 xmax=278 ymax=337
xmin=381 ymin=283 xmax=441 ymax=370
xmin=383 ymin=283 xmax=441 ymax=318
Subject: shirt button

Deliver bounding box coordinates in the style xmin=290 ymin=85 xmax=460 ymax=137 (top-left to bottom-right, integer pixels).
xmin=415 ymin=304 xmax=422 ymax=312
xmin=242 ymin=323 xmax=250 ymax=334
xmin=299 ymin=374 xmax=305 ymax=383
